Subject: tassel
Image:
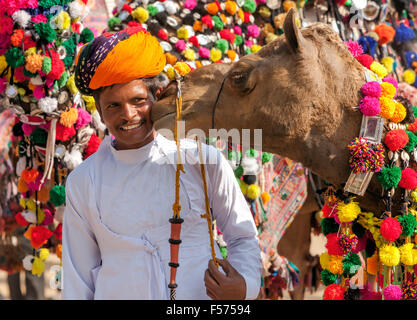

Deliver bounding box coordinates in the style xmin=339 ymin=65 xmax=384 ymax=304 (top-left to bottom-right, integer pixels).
xmin=39 ymin=118 xmax=57 ymax=188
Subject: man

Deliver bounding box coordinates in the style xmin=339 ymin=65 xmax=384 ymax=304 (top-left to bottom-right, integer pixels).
xmin=62 ymin=26 xmax=262 ymax=300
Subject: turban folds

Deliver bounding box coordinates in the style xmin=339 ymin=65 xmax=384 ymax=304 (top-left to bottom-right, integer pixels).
xmin=75 ymin=26 xmax=166 ymax=95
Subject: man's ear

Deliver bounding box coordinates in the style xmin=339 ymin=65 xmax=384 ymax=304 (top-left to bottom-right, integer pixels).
xmin=154 ymin=87 xmax=164 ymax=101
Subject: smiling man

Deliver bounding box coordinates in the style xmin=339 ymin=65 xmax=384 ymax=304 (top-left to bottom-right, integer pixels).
xmin=62 ymin=26 xmax=262 ymax=300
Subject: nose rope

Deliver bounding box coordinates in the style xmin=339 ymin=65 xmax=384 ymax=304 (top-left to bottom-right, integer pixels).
xmin=168 ymin=70 xmax=185 ymax=300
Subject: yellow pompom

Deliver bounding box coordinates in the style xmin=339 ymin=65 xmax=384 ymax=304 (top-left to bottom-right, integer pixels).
xmin=370 ymin=61 xmax=388 ymax=78
xmin=379 ymin=96 xmax=396 ymax=119
xmin=261 ymin=192 xmax=271 ymax=205
xmin=328 ymin=256 xmax=343 ymax=275
xmin=31 ymin=257 xmax=45 ymax=277
xmin=56 ymin=11 xmax=71 ymax=30
xmin=67 ymin=74 xmax=79 ymax=95
xmin=132 ymin=7 xmax=149 ymax=23
xmin=399 ymin=243 xmax=417 ymax=266
xmin=403 ymin=69 xmax=416 ymax=85
xmin=166 ymin=67 xmax=175 ymax=81
xmin=251 ymin=44 xmax=262 ymax=53
xmin=380 ymin=82 xmax=396 ymax=99
xmin=37 ymin=209 xmax=45 ymax=225
xmin=265 ymin=32 xmax=279 ymax=44
xmin=210 ymin=48 xmax=222 ymax=62
xmin=337 ymin=200 xmax=361 ymax=223
xmin=320 ymin=252 xmax=330 ymax=270
xmin=0 ymin=55 xmax=7 ymax=74
xmin=39 ymin=248 xmax=50 ymax=261
xmin=411 ymin=190 xmax=417 ymax=203
xmin=19 ymin=198 xmax=26 ymax=209
xmin=240 ymin=181 xmax=248 ymax=195
xmin=26 ymin=198 xmax=36 ymax=212
xmin=25 ymin=47 xmax=37 ymax=57
xmin=82 ymin=95 xmax=96 ymax=112
xmin=283 ymin=0 xmax=296 ymax=12
xmin=18 ymin=88 xmax=26 ymax=96
xmin=174 ymin=62 xmax=191 ymax=76
xmin=177 ymin=26 xmax=189 ymax=40
xmin=247 ymin=184 xmax=261 ymax=200
xmin=183 ymin=48 xmax=195 ymax=61
xmin=379 ymin=244 xmax=400 ymax=267
xmin=390 ymin=102 xmax=407 ymax=123
xmin=60 ymin=108 xmax=78 ymax=128
xmin=381 ymin=56 xmax=394 ymax=74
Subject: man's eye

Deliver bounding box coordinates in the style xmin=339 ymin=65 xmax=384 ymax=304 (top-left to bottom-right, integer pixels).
xmin=133 ymin=98 xmax=146 ymax=104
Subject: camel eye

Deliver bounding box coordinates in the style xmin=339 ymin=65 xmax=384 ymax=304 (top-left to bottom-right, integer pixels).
xmin=230 ymin=72 xmax=248 ymax=86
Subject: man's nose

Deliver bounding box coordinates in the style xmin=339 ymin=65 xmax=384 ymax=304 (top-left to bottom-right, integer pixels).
xmin=120 ymin=103 xmax=137 ymax=120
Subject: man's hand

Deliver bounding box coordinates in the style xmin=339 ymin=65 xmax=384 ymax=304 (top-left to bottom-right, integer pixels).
xmin=204 ymin=259 xmax=246 ymax=300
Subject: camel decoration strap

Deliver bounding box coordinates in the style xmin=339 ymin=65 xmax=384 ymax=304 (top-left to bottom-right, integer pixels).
xmin=168 ymin=71 xmax=218 ymax=300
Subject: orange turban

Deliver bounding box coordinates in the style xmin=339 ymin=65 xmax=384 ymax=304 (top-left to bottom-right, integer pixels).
xmin=75 ymin=26 xmax=166 ymax=95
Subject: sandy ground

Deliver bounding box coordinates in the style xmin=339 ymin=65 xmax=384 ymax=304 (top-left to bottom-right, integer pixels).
xmin=0 ymin=234 xmax=326 ymax=300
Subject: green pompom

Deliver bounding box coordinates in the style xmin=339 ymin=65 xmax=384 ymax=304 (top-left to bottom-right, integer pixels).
xmin=107 ymin=17 xmax=121 ymax=30
xmin=321 ymin=269 xmax=337 ymax=286
xmin=245 ymin=148 xmax=259 ymax=158
xmin=212 ymin=16 xmax=224 ymax=31
xmin=80 ymin=28 xmax=94 ymax=43
xmin=23 ymin=68 xmax=37 ymax=78
xmin=57 ymin=71 xmax=68 ymax=88
xmin=62 ymin=39 xmax=76 ymax=55
xmin=398 ymin=213 xmax=417 ymax=237
xmin=344 ymin=0 xmax=352 ymax=5
xmin=220 ymin=247 xmax=228 ymax=259
xmin=215 ymin=39 xmax=229 ymax=53
xmin=365 ymin=238 xmax=376 ymax=258
xmin=34 ymin=22 xmax=57 ymax=43
xmin=228 ymin=150 xmax=237 ymax=161
xmin=49 ymin=185 xmax=66 ymax=207
xmin=42 ymin=56 xmax=52 ymax=74
xmin=234 ymin=35 xmax=243 ymax=46
xmin=320 ymin=217 xmax=339 ymax=236
xmin=38 ymin=0 xmax=60 ymax=8
xmin=342 ymin=252 xmax=361 ymax=277
xmin=405 ymin=130 xmax=417 ymax=152
xmin=243 ymin=0 xmax=257 ymax=13
xmin=352 ymin=221 xmax=366 ymax=238
xmin=63 ymin=55 xmax=74 ymax=68
xmin=30 ymin=128 xmax=48 ymax=147
xmin=6 ymin=47 xmax=25 ymax=68
xmin=262 ymin=152 xmax=273 ymax=164
xmin=235 ymin=165 xmax=244 ymax=178
xmin=376 ymin=166 xmax=402 ymax=189
xmin=413 ymin=106 xmax=417 ymax=119
xmin=147 ymin=5 xmax=158 ymax=16
xmin=245 ymin=47 xmax=251 ymax=55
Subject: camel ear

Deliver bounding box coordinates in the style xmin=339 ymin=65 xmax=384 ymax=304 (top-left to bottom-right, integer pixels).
xmin=283 ymin=8 xmax=306 ymax=54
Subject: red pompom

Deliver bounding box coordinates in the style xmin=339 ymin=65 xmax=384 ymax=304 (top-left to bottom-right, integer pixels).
xmin=409 ymin=120 xmax=417 ymax=133
xmin=380 ymin=217 xmax=402 ymax=242
xmin=30 ymin=225 xmax=53 ymax=249
xmin=46 ymin=50 xmax=65 ymax=80
xmin=157 ymin=29 xmax=168 ymax=41
xmin=54 ymin=223 xmax=62 ymax=241
xmin=323 ymin=284 xmax=345 ymax=300
xmin=201 ymin=15 xmax=213 ymax=29
xmin=15 ymin=212 xmax=28 ymax=227
xmin=188 ymin=35 xmax=200 ymax=47
xmin=374 ymin=24 xmax=396 ymax=46
xmin=83 ymin=134 xmax=101 ymax=160
xmin=122 ymin=3 xmax=132 ymax=13
xmin=384 ymin=129 xmax=409 ymax=151
xmin=356 ymin=54 xmax=374 ymax=69
xmin=322 ymin=202 xmax=337 ymax=218
xmin=128 ymin=21 xmax=142 ymax=28
xmin=399 ymin=168 xmax=417 ymax=190
xmin=219 ymin=29 xmax=236 ymax=44
xmin=325 ymin=233 xmax=345 ymax=256
xmin=55 ymin=122 xmax=76 ymax=141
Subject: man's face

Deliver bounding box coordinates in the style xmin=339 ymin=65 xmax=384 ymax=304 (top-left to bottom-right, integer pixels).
xmin=97 ymin=79 xmax=157 ymax=150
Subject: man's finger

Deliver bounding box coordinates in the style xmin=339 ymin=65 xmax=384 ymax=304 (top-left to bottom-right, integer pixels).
xmin=208 ymin=259 xmax=227 ymax=283
xmin=217 ymin=259 xmax=234 ymax=276
xmin=204 ymin=269 xmax=220 ymax=289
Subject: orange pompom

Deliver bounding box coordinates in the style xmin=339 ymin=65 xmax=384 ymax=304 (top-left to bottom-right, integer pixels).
xmin=261 ymin=192 xmax=271 ymax=205
xmin=21 ymin=168 xmax=39 ymax=184
xmin=195 ymin=60 xmax=202 ymax=68
xmin=193 ymin=20 xmax=203 ymax=32
xmin=56 ymin=244 xmax=62 ymax=259
xmin=220 ymin=13 xmax=227 ymax=24
xmin=165 ymin=52 xmax=177 ymax=66
xmin=373 ymin=24 xmax=396 ymax=45
xmin=59 ymin=107 xmax=78 ymax=128
xmin=11 ymin=29 xmax=23 ymax=47
xmin=366 ymin=253 xmax=379 ymax=275
xmin=17 ymin=178 xmax=29 ymax=193
xmin=225 ymin=1 xmax=238 ymax=15
xmin=25 ymin=54 xmax=44 ymax=74
xmin=227 ymin=50 xmax=237 ymax=61
xmin=207 ymin=2 xmax=219 ymax=15
xmin=37 ymin=185 xmax=51 ymax=203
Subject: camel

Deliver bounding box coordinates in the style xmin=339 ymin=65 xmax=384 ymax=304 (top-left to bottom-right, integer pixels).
xmin=152 ymin=8 xmax=390 ymax=214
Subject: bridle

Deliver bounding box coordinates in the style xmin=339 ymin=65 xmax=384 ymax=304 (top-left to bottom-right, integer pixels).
xmin=211 ymin=73 xmax=228 ymax=130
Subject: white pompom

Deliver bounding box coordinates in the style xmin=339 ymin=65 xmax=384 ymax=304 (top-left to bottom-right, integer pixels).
xmin=63 ymin=148 xmax=83 ymax=171
xmin=92 ymin=110 xmax=107 ymax=132
xmin=23 ymin=255 xmax=34 ymax=271
xmin=30 ymin=75 xmax=44 ymax=86
xmin=38 ymin=97 xmax=58 ymax=113
xmin=22 ymin=210 xmax=37 ymax=224
xmin=16 ymin=157 xmax=26 ymax=177
xmin=241 ymin=156 xmax=259 ymax=175
xmin=163 ymin=1 xmax=178 ymax=14
xmin=12 ymin=10 xmax=31 ymax=29
xmin=68 ymin=1 xmax=83 ymax=18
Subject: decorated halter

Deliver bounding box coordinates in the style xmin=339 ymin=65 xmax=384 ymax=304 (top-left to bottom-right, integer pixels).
xmin=168 ymin=70 xmax=218 ymax=300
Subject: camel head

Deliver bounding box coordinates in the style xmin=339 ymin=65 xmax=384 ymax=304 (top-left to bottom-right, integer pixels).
xmin=152 ymin=8 xmax=368 ymax=186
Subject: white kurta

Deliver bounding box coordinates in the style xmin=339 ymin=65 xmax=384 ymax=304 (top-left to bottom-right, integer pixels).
xmin=62 ymin=133 xmax=262 ymax=300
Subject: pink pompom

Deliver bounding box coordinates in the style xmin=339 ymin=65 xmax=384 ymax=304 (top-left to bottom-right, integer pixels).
xmin=247 ymin=24 xmax=260 ymax=38
xmin=359 ymin=96 xmax=381 ymax=116
xmin=75 ymin=108 xmax=92 ymax=130
xmin=32 ymin=14 xmax=47 ymax=23
xmin=352 ymin=235 xmax=367 ymax=253
xmin=33 ymin=86 xmax=45 ymax=100
xmin=41 ymin=209 xmax=54 ymax=226
xmin=184 ymin=0 xmax=197 ymax=10
xmin=175 ymin=40 xmax=186 ymax=52
xmin=234 ymin=26 xmax=242 ymax=35
xmin=325 ymin=233 xmax=345 ymax=256
xmin=399 ymin=168 xmax=417 ymax=190
xmin=27 ymin=172 xmax=45 ymax=192
xmin=245 ymin=40 xmax=253 ymax=48
xmin=22 ymin=123 xmax=36 ymax=136
xmin=0 ymin=76 xmax=6 ymax=94
xmin=383 ymin=285 xmax=402 ymax=300
xmin=361 ymin=81 xmax=381 ymax=97
xmin=198 ymin=47 xmax=210 ymax=59
xmin=345 ymin=40 xmax=363 ymax=58
xmin=360 ymin=284 xmax=382 ymax=300
xmin=323 ymin=284 xmax=345 ymax=300
xmin=380 ymin=217 xmax=402 ymax=242
xmin=383 ymin=76 xmax=398 ymax=89
xmin=384 ymin=129 xmax=409 ymax=151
